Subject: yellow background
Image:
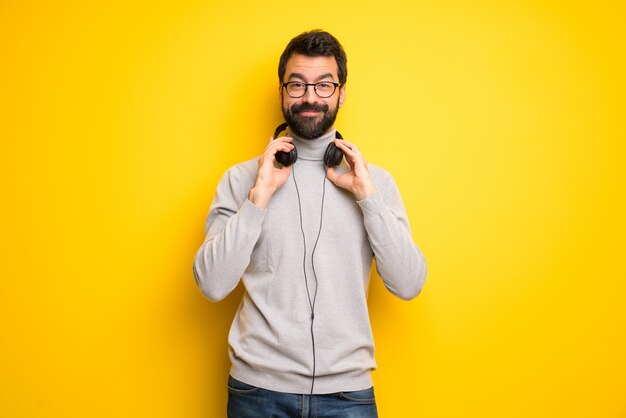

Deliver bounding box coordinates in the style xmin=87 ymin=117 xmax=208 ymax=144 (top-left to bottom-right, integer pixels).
xmin=2 ymin=1 xmax=625 ymax=417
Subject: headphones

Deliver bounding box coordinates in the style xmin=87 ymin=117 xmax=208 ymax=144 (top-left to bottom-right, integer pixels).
xmin=273 ymin=122 xmax=344 ymax=167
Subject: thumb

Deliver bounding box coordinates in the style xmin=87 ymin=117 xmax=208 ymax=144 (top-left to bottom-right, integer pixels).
xmin=326 ymin=166 xmax=338 ymax=184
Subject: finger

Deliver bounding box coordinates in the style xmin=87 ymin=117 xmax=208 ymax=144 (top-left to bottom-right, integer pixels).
xmin=336 ymin=138 xmax=354 ymax=147
xmin=271 ymin=139 xmax=294 ymax=149
xmin=335 ymin=138 xmax=361 ymax=152
xmin=326 ymin=166 xmax=338 ymax=183
xmin=266 ymin=140 xmax=294 ymax=154
xmin=334 ymin=140 xmax=367 ymax=167
xmin=267 ymin=135 xmax=293 ymax=147
xmin=277 ymin=142 xmax=295 ymax=153
xmin=334 ymin=139 xmax=361 ymax=158
xmin=275 ymin=136 xmax=294 ymax=144
xmin=333 ymin=139 xmax=354 ymax=155
xmin=265 ymin=136 xmax=293 ymax=150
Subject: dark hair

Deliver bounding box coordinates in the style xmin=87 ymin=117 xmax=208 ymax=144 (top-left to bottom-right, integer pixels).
xmin=278 ymin=30 xmax=347 ymax=85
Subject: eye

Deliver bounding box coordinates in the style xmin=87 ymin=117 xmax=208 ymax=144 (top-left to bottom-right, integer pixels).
xmin=316 ymin=82 xmax=333 ymax=89
xmin=290 ymin=82 xmax=306 ymax=89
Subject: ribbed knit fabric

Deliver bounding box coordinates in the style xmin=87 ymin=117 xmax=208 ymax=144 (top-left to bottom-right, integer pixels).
xmin=193 ymin=127 xmax=427 ymax=394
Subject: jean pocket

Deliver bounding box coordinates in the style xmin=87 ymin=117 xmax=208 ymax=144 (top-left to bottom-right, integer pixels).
xmin=227 ymin=376 xmax=260 ymax=394
xmin=339 ymin=387 xmax=376 ymax=403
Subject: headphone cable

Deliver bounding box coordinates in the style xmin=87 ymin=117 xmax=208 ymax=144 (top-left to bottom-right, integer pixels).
xmin=292 ymin=165 xmax=327 ymax=396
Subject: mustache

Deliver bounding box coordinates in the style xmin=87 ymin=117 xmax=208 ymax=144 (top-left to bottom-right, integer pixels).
xmin=291 ymin=102 xmax=329 ymax=113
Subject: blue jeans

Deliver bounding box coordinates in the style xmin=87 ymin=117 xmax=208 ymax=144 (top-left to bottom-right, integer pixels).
xmin=227 ymin=376 xmax=378 ymax=418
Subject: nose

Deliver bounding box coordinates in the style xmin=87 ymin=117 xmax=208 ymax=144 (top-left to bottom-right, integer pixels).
xmin=302 ymin=84 xmax=318 ymax=103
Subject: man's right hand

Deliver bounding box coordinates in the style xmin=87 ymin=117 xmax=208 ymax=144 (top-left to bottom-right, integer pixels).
xmin=247 ymin=136 xmax=294 ymax=208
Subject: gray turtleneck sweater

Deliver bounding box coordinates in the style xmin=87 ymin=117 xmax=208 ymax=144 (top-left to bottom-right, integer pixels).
xmin=193 ymin=128 xmax=426 ymax=394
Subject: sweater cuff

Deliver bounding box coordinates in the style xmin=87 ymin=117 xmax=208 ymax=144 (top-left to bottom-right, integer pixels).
xmin=357 ymin=192 xmax=395 ymax=247
xmin=356 ymin=191 xmax=386 ymax=216
xmin=241 ymin=198 xmax=267 ymax=226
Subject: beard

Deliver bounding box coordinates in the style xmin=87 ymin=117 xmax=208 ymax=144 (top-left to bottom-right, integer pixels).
xmin=282 ymin=98 xmax=339 ymax=140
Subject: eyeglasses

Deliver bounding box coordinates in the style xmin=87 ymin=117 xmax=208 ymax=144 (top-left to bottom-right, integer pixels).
xmin=281 ymin=81 xmax=341 ymax=98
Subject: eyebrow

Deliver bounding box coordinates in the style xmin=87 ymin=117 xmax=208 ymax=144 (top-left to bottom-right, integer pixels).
xmin=287 ymin=72 xmax=336 ymax=82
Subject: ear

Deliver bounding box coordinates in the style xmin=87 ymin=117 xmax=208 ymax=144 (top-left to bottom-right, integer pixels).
xmin=278 ymin=84 xmax=283 ymax=104
xmin=338 ymin=84 xmax=346 ymax=108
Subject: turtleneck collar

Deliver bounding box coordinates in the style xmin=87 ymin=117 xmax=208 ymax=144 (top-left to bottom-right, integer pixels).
xmin=286 ymin=126 xmax=337 ymax=161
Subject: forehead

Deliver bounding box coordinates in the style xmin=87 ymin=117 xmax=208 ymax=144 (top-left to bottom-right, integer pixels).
xmin=284 ymin=54 xmax=339 ymax=81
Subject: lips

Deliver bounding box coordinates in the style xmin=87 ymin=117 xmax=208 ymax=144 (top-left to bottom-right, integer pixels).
xmin=292 ymin=103 xmax=328 ymax=116
xmin=297 ymin=110 xmax=321 ymax=117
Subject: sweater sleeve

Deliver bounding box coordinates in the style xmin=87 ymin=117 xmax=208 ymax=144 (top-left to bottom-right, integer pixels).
xmin=192 ymin=166 xmax=266 ymax=301
xmin=357 ymin=173 xmax=427 ymax=300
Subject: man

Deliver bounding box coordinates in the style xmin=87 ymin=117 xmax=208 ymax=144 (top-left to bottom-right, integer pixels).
xmin=193 ymin=30 xmax=427 ymax=418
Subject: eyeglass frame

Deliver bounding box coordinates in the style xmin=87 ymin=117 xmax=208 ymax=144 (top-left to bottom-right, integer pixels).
xmin=281 ymin=81 xmax=342 ymax=98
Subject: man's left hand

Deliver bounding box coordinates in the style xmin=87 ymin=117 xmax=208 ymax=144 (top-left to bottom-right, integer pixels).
xmin=326 ymin=139 xmax=376 ymax=201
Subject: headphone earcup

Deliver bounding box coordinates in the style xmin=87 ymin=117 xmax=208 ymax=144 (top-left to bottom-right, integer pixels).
xmin=275 ymin=148 xmax=298 ymax=167
xmin=273 ymin=122 xmax=297 ymax=166
xmin=324 ymin=143 xmax=344 ymax=167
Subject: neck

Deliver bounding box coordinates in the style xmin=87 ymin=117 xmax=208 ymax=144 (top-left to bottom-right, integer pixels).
xmin=287 ymin=127 xmax=336 ymax=161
